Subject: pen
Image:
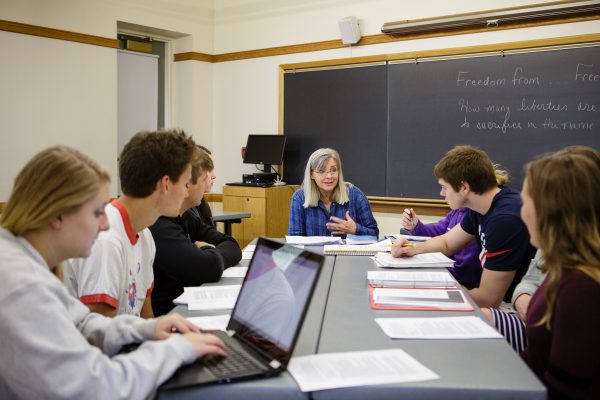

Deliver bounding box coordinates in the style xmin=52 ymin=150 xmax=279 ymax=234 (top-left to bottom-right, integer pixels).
xmin=401 ymin=242 xmax=413 ymax=247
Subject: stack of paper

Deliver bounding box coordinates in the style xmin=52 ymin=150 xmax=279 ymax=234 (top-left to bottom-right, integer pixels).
xmin=175 ymin=285 xmax=241 ymax=311
xmin=241 ymin=244 xmax=255 ymax=260
xmin=370 ymin=287 xmax=473 ymax=311
xmin=324 ymin=243 xmax=391 ymax=256
xmin=285 ymin=236 xmax=343 ymax=245
xmin=375 ymin=316 xmax=503 ymax=339
xmin=373 ymin=252 xmax=454 ymax=268
xmin=367 ymin=270 xmax=458 ymax=288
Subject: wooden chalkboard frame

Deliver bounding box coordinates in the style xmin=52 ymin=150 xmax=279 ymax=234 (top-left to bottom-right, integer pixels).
xmin=279 ymin=33 xmax=600 ymax=214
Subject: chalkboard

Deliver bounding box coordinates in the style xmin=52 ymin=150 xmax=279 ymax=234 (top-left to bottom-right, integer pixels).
xmin=283 ymin=64 xmax=388 ymax=194
xmin=283 ymin=43 xmax=600 ymax=199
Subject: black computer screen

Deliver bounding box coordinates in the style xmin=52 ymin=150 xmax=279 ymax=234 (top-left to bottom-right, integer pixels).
xmin=243 ymin=135 xmax=286 ymax=170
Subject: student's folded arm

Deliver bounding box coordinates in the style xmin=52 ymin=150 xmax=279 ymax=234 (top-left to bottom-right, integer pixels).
xmin=189 ymin=222 xmax=242 ymax=267
xmin=152 ymin=221 xmax=225 ymax=285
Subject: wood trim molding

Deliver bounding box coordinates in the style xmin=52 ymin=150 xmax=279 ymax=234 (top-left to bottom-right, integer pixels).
xmin=173 ymin=51 xmax=214 ymax=62
xmin=0 ymin=19 xmax=118 ymax=48
xmin=281 ymin=32 xmax=600 ymax=70
xmin=174 ymin=13 xmax=600 ymax=63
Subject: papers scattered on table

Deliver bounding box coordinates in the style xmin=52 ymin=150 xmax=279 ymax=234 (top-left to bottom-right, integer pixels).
xmin=221 ymin=266 xmax=248 ymax=278
xmin=285 ymin=236 xmax=343 ymax=245
xmin=373 ymin=252 xmax=454 ymax=268
xmin=186 ymin=314 xmax=231 ymax=332
xmin=370 ymin=287 xmax=473 ymax=311
xmin=181 ymin=285 xmax=241 ymax=311
xmin=324 ymin=243 xmax=391 ymax=256
xmin=242 ymin=244 xmax=255 ymax=260
xmin=375 ymin=316 xmax=503 ymax=339
xmin=344 ymin=234 xmax=379 ymax=245
xmin=287 ymin=349 xmax=439 ymax=392
xmin=386 ymin=233 xmax=432 ymax=242
xmin=367 ymin=270 xmax=458 ymax=288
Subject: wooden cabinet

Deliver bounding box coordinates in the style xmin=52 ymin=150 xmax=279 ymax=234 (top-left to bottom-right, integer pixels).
xmin=222 ymin=185 xmax=298 ymax=248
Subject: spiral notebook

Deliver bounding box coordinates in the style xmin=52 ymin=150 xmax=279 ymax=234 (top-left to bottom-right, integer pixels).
xmin=323 ymin=244 xmax=391 ymax=256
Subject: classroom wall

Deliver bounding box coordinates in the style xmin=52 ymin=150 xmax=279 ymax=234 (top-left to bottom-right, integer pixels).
xmin=1 ymin=0 xmax=599 ymax=234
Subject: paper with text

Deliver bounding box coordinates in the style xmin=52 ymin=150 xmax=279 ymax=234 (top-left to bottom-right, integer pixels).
xmin=287 ymin=349 xmax=439 ymax=392
xmin=184 ymin=285 xmax=241 ymax=311
xmin=375 ymin=316 xmax=503 ymax=339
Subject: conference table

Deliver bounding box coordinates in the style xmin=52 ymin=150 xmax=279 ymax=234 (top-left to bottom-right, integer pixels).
xmin=158 ymin=245 xmax=546 ymax=400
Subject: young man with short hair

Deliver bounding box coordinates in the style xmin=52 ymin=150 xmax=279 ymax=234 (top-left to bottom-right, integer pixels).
xmin=393 ymin=145 xmax=535 ymax=308
xmin=150 ymin=147 xmax=242 ymax=316
xmin=64 ymin=129 xmax=196 ymax=318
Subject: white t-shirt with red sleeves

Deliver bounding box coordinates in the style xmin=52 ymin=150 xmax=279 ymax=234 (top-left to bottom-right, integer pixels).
xmin=64 ymin=200 xmax=155 ymax=316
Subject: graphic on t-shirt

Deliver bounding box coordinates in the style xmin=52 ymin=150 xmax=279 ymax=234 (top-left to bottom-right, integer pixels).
xmin=127 ymin=262 xmax=141 ymax=311
xmin=477 ymin=225 xmax=489 ymax=269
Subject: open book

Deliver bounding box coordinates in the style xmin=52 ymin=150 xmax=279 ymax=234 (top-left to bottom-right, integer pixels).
xmin=373 ymin=252 xmax=454 ymax=268
xmin=369 ymin=287 xmax=473 ymax=311
xmin=367 ymin=270 xmax=458 ymax=288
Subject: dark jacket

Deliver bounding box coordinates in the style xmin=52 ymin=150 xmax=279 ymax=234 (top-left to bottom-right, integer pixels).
xmin=149 ymin=209 xmax=242 ymax=316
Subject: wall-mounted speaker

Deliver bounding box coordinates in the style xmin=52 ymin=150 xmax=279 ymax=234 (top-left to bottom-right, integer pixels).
xmin=338 ymin=16 xmax=361 ymax=45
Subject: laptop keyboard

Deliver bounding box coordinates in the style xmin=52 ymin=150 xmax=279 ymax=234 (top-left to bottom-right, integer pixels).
xmin=202 ymin=340 xmax=266 ymax=378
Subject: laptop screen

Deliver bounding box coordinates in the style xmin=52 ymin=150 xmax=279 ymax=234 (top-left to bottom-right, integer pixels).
xmin=228 ymin=238 xmax=323 ymax=364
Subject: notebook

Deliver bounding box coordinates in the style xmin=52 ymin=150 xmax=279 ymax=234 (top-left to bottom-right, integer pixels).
xmin=161 ymin=237 xmax=325 ymax=390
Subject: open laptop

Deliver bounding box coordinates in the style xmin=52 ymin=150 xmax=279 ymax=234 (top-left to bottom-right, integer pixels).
xmin=161 ymin=237 xmax=324 ymax=390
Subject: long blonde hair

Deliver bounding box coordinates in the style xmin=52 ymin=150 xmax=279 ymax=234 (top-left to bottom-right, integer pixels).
xmin=525 ymin=152 xmax=600 ymax=330
xmin=1 ymin=146 xmax=110 ymax=277
xmin=301 ymin=148 xmax=351 ymax=207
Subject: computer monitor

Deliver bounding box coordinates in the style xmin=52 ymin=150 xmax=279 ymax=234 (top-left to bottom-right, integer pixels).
xmin=243 ymin=134 xmax=286 ymax=173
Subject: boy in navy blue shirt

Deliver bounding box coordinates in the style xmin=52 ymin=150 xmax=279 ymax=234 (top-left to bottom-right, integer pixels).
xmin=392 ymin=145 xmax=535 ymax=308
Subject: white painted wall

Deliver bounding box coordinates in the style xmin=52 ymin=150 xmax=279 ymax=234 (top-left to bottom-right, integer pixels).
xmin=0 ymin=29 xmax=118 ymax=198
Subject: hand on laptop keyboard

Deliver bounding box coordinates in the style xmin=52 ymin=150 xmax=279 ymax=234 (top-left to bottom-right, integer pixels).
xmin=184 ymin=332 xmax=227 ymax=358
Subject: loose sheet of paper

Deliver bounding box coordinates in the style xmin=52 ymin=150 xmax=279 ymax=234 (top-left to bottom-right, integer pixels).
xmin=375 ymin=316 xmax=503 ymax=339
xmin=285 ymin=235 xmax=343 ymax=245
xmin=287 ymin=349 xmax=439 ymax=392
xmin=221 ymin=266 xmax=248 ymax=278
xmin=186 ymin=314 xmax=231 ymax=331
xmin=242 ymin=244 xmax=256 ymax=260
xmin=184 ymin=285 xmax=241 ymax=311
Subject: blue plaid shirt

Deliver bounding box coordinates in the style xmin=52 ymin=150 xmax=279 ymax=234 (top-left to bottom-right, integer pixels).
xmin=288 ymin=185 xmax=379 ymax=237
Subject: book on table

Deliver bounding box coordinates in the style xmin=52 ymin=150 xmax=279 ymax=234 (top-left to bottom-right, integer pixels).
xmin=367 ymin=270 xmax=458 ymax=288
xmin=324 ymin=243 xmax=391 ymax=256
xmin=369 ymin=286 xmax=473 ymax=311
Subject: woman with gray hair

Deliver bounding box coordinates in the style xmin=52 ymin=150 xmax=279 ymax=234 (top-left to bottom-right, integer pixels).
xmin=288 ymin=148 xmax=378 ymax=237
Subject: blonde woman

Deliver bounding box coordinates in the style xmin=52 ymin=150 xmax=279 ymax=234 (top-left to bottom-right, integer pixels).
xmin=520 ymin=151 xmax=600 ymax=399
xmin=288 ymin=148 xmax=378 ymax=237
xmin=0 ymin=146 xmax=225 ymax=399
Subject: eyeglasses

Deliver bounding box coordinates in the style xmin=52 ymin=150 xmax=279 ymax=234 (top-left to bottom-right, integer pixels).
xmin=313 ymin=168 xmax=339 ymax=176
